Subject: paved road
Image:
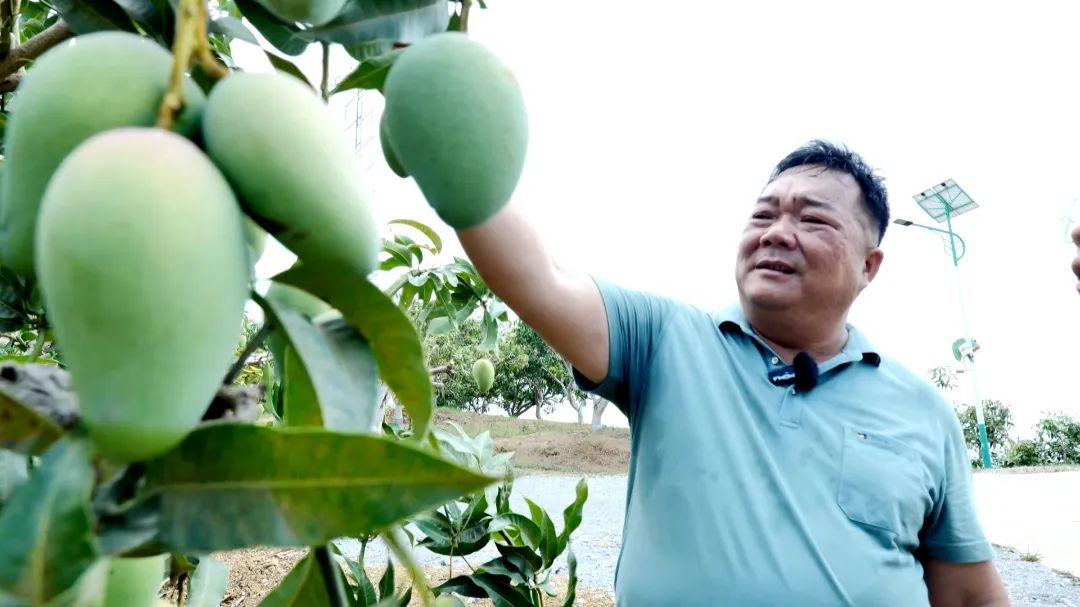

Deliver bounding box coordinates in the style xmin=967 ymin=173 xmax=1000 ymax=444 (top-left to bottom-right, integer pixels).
xmin=338 ymin=473 xmax=1080 ymax=606
xmin=973 ymin=470 xmax=1080 ymax=576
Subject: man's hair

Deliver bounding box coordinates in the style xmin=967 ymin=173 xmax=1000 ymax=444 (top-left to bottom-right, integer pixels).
xmin=769 ymin=140 xmax=890 ymax=244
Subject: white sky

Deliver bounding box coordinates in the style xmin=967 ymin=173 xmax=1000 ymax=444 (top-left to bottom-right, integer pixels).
xmin=232 ymin=1 xmax=1080 ymax=436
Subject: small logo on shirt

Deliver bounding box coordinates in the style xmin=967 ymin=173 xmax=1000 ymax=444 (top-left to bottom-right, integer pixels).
xmin=768 ymin=368 xmax=796 ymax=385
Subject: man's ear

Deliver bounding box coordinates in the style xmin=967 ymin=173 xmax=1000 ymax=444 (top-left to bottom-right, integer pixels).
xmin=863 ymin=247 xmax=885 ymax=285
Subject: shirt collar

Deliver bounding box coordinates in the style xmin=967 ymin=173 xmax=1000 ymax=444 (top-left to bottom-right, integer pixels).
xmin=712 ymin=304 xmax=882 ymax=369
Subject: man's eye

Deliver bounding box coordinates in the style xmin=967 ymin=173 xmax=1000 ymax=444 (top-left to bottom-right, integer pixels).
xmin=803 ymin=216 xmax=825 ymax=224
xmin=752 ymin=213 xmax=772 ymax=220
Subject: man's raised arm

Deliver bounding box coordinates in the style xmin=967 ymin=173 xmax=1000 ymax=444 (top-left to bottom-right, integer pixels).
xmin=455 ymin=206 xmax=608 ymax=385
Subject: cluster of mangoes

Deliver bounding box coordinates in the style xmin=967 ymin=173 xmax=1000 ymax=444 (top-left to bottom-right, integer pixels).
xmin=0 ymin=26 xmax=526 ymax=466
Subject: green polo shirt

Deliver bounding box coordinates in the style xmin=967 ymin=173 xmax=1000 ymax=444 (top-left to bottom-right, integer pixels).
xmin=573 ymin=278 xmax=993 ymax=606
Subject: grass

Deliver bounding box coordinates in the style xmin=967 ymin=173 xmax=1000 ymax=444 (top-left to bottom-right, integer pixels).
xmin=1020 ymin=551 xmax=1042 ymax=562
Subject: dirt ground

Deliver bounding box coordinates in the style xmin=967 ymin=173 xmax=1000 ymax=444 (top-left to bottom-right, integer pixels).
xmin=433 ymin=408 xmax=631 ymax=476
xmin=166 ymin=546 xmax=614 ymax=606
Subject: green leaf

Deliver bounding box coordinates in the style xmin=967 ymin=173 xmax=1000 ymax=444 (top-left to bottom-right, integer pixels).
xmin=258 ymin=295 xmax=380 ymax=432
xmin=493 ymin=543 xmax=539 ymax=582
xmin=479 ymin=310 xmax=498 ymax=352
xmin=52 ymin=0 xmax=137 ymax=33
xmin=557 ymin=478 xmax=588 ymax=556
xmin=475 ymin=557 xmax=527 ymax=585
xmin=234 ymin=0 xmax=310 ymax=55
xmin=143 ymin=424 xmax=495 ymax=552
xmin=0 ymin=387 xmax=64 ymax=456
xmin=432 ymin=576 xmax=485 ymax=599
xmin=301 ymin=0 xmax=450 ymax=46
xmin=377 ymin=557 xmax=394 ymax=601
xmin=264 ymin=50 xmax=316 ymax=89
xmin=186 ymin=557 xmax=228 ymax=607
xmin=561 ymin=544 xmax=577 ymax=607
xmin=0 ymin=437 xmax=98 ymax=604
xmin=488 ymin=514 xmax=541 ymax=550
xmin=259 ymin=550 xmax=349 ymax=607
xmin=383 ymin=240 xmax=414 ymax=267
xmin=332 ymin=48 xmax=403 ymax=94
xmin=277 ymin=266 xmax=434 ymax=441
xmin=210 ymin=15 xmax=258 ymax=43
xmin=525 ymin=498 xmax=559 ymax=570
xmin=113 ymin=0 xmax=168 ymax=34
xmin=379 ymin=255 xmax=411 ymax=272
xmin=470 ymin=573 xmax=533 ymax=607
xmin=426 ymin=316 xmax=452 ymax=336
xmin=389 ymin=219 xmax=443 ymax=253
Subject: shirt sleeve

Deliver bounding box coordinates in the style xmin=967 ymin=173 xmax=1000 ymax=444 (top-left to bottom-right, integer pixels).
xmin=571 ymin=276 xmax=672 ymax=425
xmin=918 ymin=403 xmax=995 ymax=563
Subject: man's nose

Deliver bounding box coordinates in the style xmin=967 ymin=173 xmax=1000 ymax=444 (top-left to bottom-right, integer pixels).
xmin=760 ymin=217 xmax=796 ymax=248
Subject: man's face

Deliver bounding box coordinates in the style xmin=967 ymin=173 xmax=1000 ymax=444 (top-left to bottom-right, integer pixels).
xmin=735 ymin=165 xmax=884 ymax=317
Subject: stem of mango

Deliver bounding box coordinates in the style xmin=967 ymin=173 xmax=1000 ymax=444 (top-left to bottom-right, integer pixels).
xmin=156 ymin=0 xmax=228 ymax=130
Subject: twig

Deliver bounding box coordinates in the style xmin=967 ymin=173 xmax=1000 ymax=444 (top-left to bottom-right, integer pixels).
xmin=459 ymin=0 xmax=473 ymax=32
xmin=157 ymin=0 xmax=227 ymax=129
xmin=320 ymin=41 xmax=330 ymax=101
xmin=28 ymin=330 xmax=44 ymax=362
xmin=0 ymin=19 xmax=72 ymax=80
xmin=223 ymin=323 xmax=272 ymax=384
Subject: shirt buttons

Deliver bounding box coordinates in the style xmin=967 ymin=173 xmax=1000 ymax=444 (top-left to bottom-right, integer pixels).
xmin=771 ymin=356 xmax=780 ymax=365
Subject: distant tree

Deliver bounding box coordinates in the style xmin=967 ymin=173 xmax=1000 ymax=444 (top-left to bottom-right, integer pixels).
xmin=954 ymin=399 xmax=1014 ymax=467
xmin=488 ymin=321 xmax=567 ymax=419
xmin=1032 ymin=412 xmax=1080 ymax=465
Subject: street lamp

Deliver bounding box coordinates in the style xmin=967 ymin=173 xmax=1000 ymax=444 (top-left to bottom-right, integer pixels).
xmin=893 ymin=179 xmax=993 ymax=468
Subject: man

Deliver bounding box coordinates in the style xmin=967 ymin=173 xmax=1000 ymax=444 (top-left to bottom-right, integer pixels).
xmin=455 ymin=140 xmax=1010 ymax=606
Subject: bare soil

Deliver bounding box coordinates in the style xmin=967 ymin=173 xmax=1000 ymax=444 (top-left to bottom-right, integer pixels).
xmin=433 ymin=408 xmax=631 ymax=476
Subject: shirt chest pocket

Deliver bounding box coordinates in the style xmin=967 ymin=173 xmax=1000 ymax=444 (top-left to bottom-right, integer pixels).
xmin=836 ymin=426 xmax=932 ymax=542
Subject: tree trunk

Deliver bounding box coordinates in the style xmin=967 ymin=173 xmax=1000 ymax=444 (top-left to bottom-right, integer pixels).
xmin=532 ymin=379 xmax=542 ymax=420
xmin=575 ymin=402 xmax=584 ymax=425
xmin=554 ymin=358 xmax=585 ymax=425
xmin=590 ymin=396 xmax=608 ymax=432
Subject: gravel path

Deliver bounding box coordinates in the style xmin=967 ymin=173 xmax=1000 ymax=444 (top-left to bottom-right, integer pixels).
xmin=336 ymin=475 xmax=1080 ymax=606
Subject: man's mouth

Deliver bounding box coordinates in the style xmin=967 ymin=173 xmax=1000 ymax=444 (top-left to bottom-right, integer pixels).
xmin=755 ymin=260 xmax=796 ymax=275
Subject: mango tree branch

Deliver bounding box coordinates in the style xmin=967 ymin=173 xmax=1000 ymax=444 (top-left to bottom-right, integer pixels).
xmin=0 ymin=0 xmax=21 ymax=57
xmin=459 ymin=0 xmax=472 ymax=32
xmin=0 ymin=19 xmax=72 ymax=82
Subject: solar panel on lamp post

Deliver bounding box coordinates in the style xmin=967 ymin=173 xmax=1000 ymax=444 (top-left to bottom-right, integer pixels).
xmin=893 ymin=179 xmax=992 ymax=468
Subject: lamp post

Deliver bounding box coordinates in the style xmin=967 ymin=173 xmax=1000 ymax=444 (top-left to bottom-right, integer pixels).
xmin=893 ymin=179 xmax=992 ymax=468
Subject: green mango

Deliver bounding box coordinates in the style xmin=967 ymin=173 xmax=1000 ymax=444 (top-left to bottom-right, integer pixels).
xmin=0 ymin=31 xmax=205 ymax=277
xmin=379 ymin=111 xmax=409 ymax=178
xmin=383 ymin=32 xmax=528 ymax=229
xmin=202 ymin=72 xmax=380 ymax=277
xmin=35 ymin=128 xmax=249 ymax=463
xmin=103 ymin=554 xmax=168 ymax=607
xmin=255 ymin=0 xmax=346 ymax=25
xmin=472 ymin=358 xmax=495 ymax=393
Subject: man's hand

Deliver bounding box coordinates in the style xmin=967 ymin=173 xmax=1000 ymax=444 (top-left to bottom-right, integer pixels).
xmin=923 ymin=558 xmax=1010 ymax=606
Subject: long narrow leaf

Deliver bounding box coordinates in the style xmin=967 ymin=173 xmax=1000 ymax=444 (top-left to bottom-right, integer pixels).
xmin=143 ymin=424 xmax=495 ymax=552
xmin=389 ymin=219 xmax=443 ymax=253
xmin=276 ymin=266 xmax=433 ymax=441
xmin=470 ymin=573 xmax=533 ymax=607
xmin=258 ymin=294 xmax=380 ymax=432
xmin=524 ymin=499 xmax=559 ymax=570
xmin=561 ymin=544 xmax=577 ymax=607
xmin=301 ymin=0 xmax=449 ymax=45
xmin=186 ymin=557 xmax=228 ymax=607
xmin=332 ymin=49 xmax=403 ymax=94
xmin=234 ymin=0 xmax=310 ymax=55
xmin=0 ymin=437 xmax=97 ymax=604
xmin=557 ymin=478 xmax=588 ymax=555
xmin=52 ymin=0 xmax=136 ymax=33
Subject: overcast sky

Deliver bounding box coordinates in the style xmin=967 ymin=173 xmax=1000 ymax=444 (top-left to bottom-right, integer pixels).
xmin=233 ymin=1 xmax=1080 ymax=435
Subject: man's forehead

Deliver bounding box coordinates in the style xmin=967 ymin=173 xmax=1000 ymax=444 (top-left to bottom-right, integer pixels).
xmin=759 ymin=165 xmax=861 ymax=205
